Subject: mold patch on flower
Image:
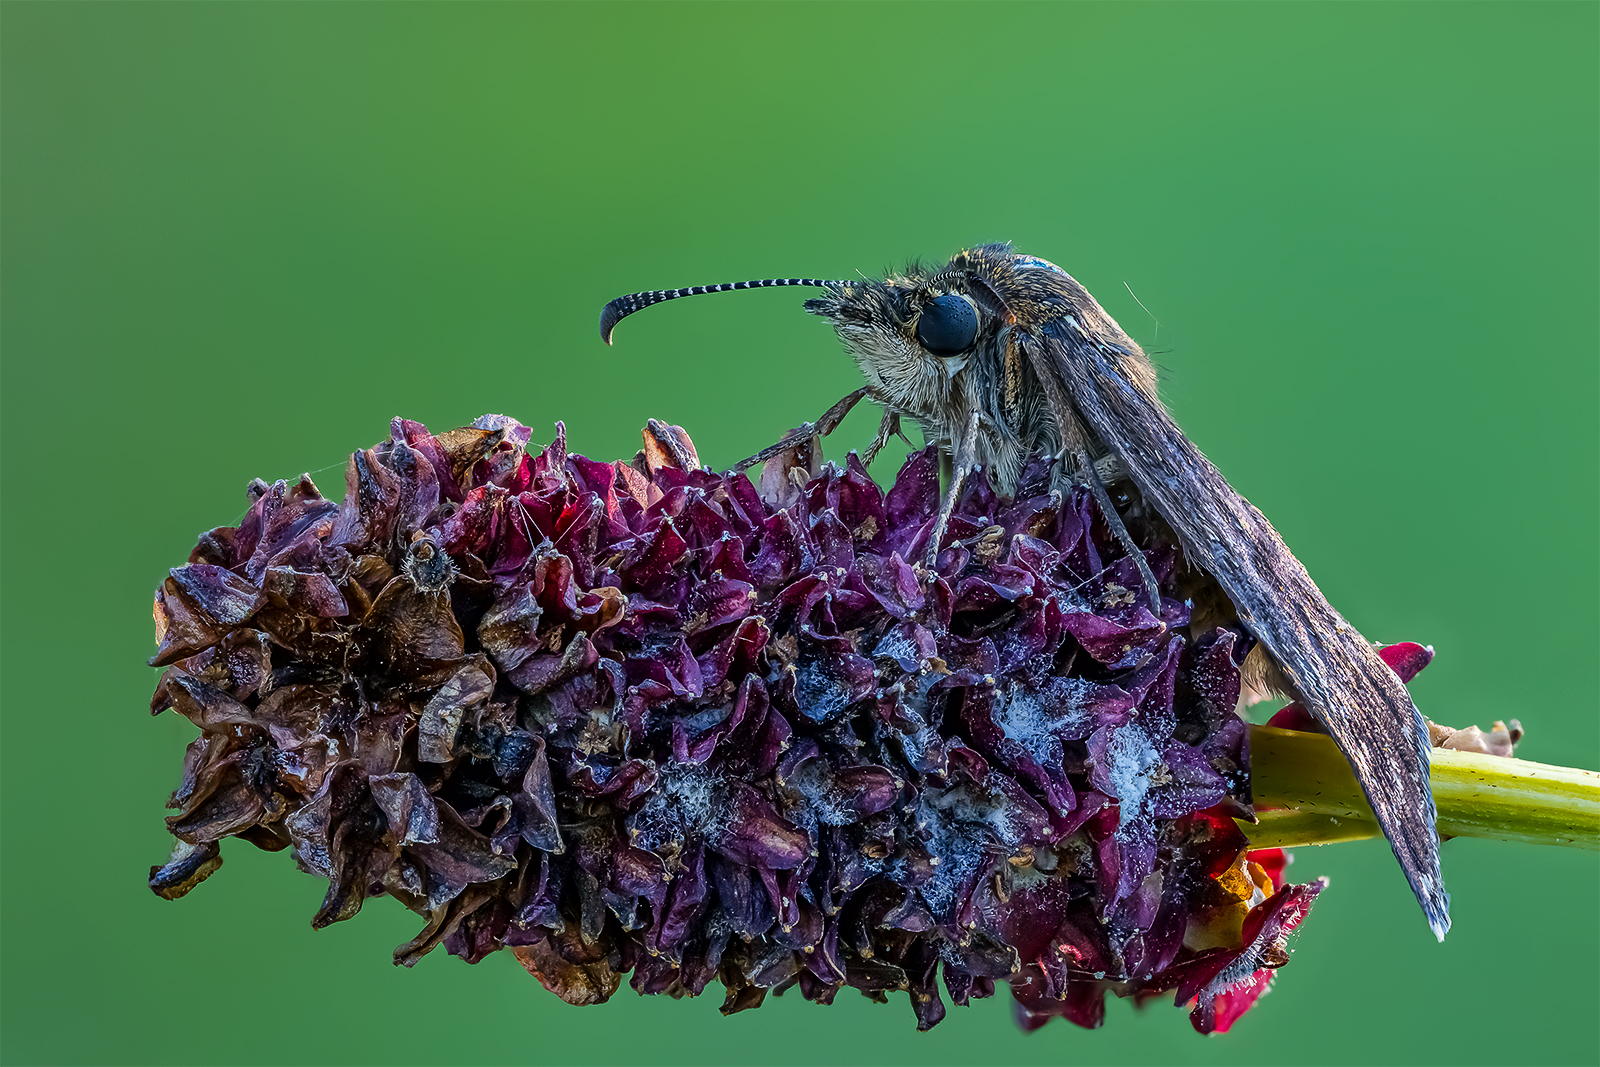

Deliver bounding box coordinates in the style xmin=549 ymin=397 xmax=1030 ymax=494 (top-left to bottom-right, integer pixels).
xmin=147 ymin=414 xmax=1329 ymax=1034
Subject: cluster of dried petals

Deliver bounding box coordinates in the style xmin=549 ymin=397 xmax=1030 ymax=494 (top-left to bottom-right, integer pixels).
xmin=148 ymin=414 xmax=1326 ymax=1034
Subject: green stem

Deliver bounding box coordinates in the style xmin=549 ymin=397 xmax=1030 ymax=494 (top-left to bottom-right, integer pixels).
xmin=1239 ymin=725 xmax=1600 ymax=851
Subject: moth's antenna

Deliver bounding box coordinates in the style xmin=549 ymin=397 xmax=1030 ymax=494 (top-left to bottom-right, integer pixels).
xmin=1122 ymin=280 xmax=1160 ymax=345
xmin=600 ymin=278 xmax=847 ymax=344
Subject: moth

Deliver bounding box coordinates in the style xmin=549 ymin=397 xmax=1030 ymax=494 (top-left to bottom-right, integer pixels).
xmin=599 ymin=243 xmax=1448 ymax=939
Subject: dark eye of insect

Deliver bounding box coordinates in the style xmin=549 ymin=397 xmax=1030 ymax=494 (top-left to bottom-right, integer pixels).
xmin=914 ymin=294 xmax=978 ymax=356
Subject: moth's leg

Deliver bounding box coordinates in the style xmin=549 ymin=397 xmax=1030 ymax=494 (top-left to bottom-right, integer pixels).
xmin=860 ymin=408 xmax=905 ymax=467
xmin=728 ymin=387 xmax=871 ymax=472
xmin=926 ymin=410 xmax=982 ymax=570
xmin=1076 ymin=448 xmax=1163 ymax=615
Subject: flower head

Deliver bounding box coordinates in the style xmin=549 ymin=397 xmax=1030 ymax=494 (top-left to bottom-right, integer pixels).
xmin=149 ymin=415 xmax=1323 ymax=1033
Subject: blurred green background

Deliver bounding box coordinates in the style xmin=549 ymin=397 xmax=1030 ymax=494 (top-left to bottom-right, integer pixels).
xmin=3 ymin=3 xmax=1596 ymax=1064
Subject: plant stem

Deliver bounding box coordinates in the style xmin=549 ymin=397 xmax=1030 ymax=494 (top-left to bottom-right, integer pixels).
xmin=1240 ymin=725 xmax=1600 ymax=851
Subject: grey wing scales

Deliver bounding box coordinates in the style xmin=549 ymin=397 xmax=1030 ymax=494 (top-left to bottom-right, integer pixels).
xmin=1028 ymin=327 xmax=1449 ymax=939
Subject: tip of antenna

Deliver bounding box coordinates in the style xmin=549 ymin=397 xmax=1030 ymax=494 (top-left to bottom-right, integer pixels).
xmin=599 ymin=302 xmax=624 ymax=345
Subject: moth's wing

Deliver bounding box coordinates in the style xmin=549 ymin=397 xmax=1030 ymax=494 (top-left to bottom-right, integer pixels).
xmin=1024 ymin=324 xmax=1449 ymax=940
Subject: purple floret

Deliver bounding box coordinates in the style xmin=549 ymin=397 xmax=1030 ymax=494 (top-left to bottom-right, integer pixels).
xmin=148 ymin=415 xmax=1320 ymax=1033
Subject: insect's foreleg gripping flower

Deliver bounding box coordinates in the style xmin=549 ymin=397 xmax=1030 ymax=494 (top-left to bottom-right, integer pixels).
xmin=148 ymin=414 xmax=1330 ymax=1034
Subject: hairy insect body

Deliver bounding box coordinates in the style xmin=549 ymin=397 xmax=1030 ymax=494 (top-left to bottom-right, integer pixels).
xmin=598 ymin=244 xmax=1450 ymax=940
xmin=815 ymin=268 xmax=1063 ymax=494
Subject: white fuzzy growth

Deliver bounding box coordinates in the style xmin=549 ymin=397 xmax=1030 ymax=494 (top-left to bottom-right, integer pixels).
xmin=871 ymin=628 xmax=920 ymax=665
xmin=994 ymin=677 xmax=1095 ymax=753
xmin=915 ymin=794 xmax=975 ymax=917
xmin=794 ymin=657 xmax=853 ymax=723
xmin=631 ymin=761 xmax=723 ymax=853
xmin=925 ymin=782 xmax=1030 ymax=845
xmin=916 ymin=781 xmax=1032 ymax=917
xmin=1207 ymin=950 xmax=1268 ymax=998
xmin=1102 ymin=726 xmax=1161 ymax=828
xmin=784 ymin=759 xmax=855 ymax=827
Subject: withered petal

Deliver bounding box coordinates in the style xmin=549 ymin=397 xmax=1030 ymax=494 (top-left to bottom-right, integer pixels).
xmin=149 ymin=840 xmax=224 ymax=900
xmin=513 ymin=931 xmax=622 ymax=1006
xmin=418 ymin=661 xmax=494 ymax=763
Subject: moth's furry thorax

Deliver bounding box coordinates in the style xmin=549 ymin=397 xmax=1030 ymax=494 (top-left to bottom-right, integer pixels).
xmin=802 ymin=244 xmax=1159 ymax=495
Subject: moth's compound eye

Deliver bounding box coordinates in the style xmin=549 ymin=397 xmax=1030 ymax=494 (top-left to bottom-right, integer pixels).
xmin=914 ymin=294 xmax=979 ymax=356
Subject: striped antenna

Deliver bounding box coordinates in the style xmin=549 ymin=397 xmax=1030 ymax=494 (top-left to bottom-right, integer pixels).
xmin=599 ymin=278 xmax=846 ymax=344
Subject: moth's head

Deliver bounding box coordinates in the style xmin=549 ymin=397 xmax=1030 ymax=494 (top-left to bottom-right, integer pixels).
xmin=802 ymin=245 xmax=1043 ymax=385
xmin=802 ymin=269 xmax=985 ymax=379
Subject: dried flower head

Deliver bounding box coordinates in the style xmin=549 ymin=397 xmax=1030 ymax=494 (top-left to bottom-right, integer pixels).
xmin=148 ymin=415 xmax=1326 ymax=1033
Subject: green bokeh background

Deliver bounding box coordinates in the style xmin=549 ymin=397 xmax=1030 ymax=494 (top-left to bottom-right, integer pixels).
xmin=3 ymin=4 xmax=1596 ymax=1064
